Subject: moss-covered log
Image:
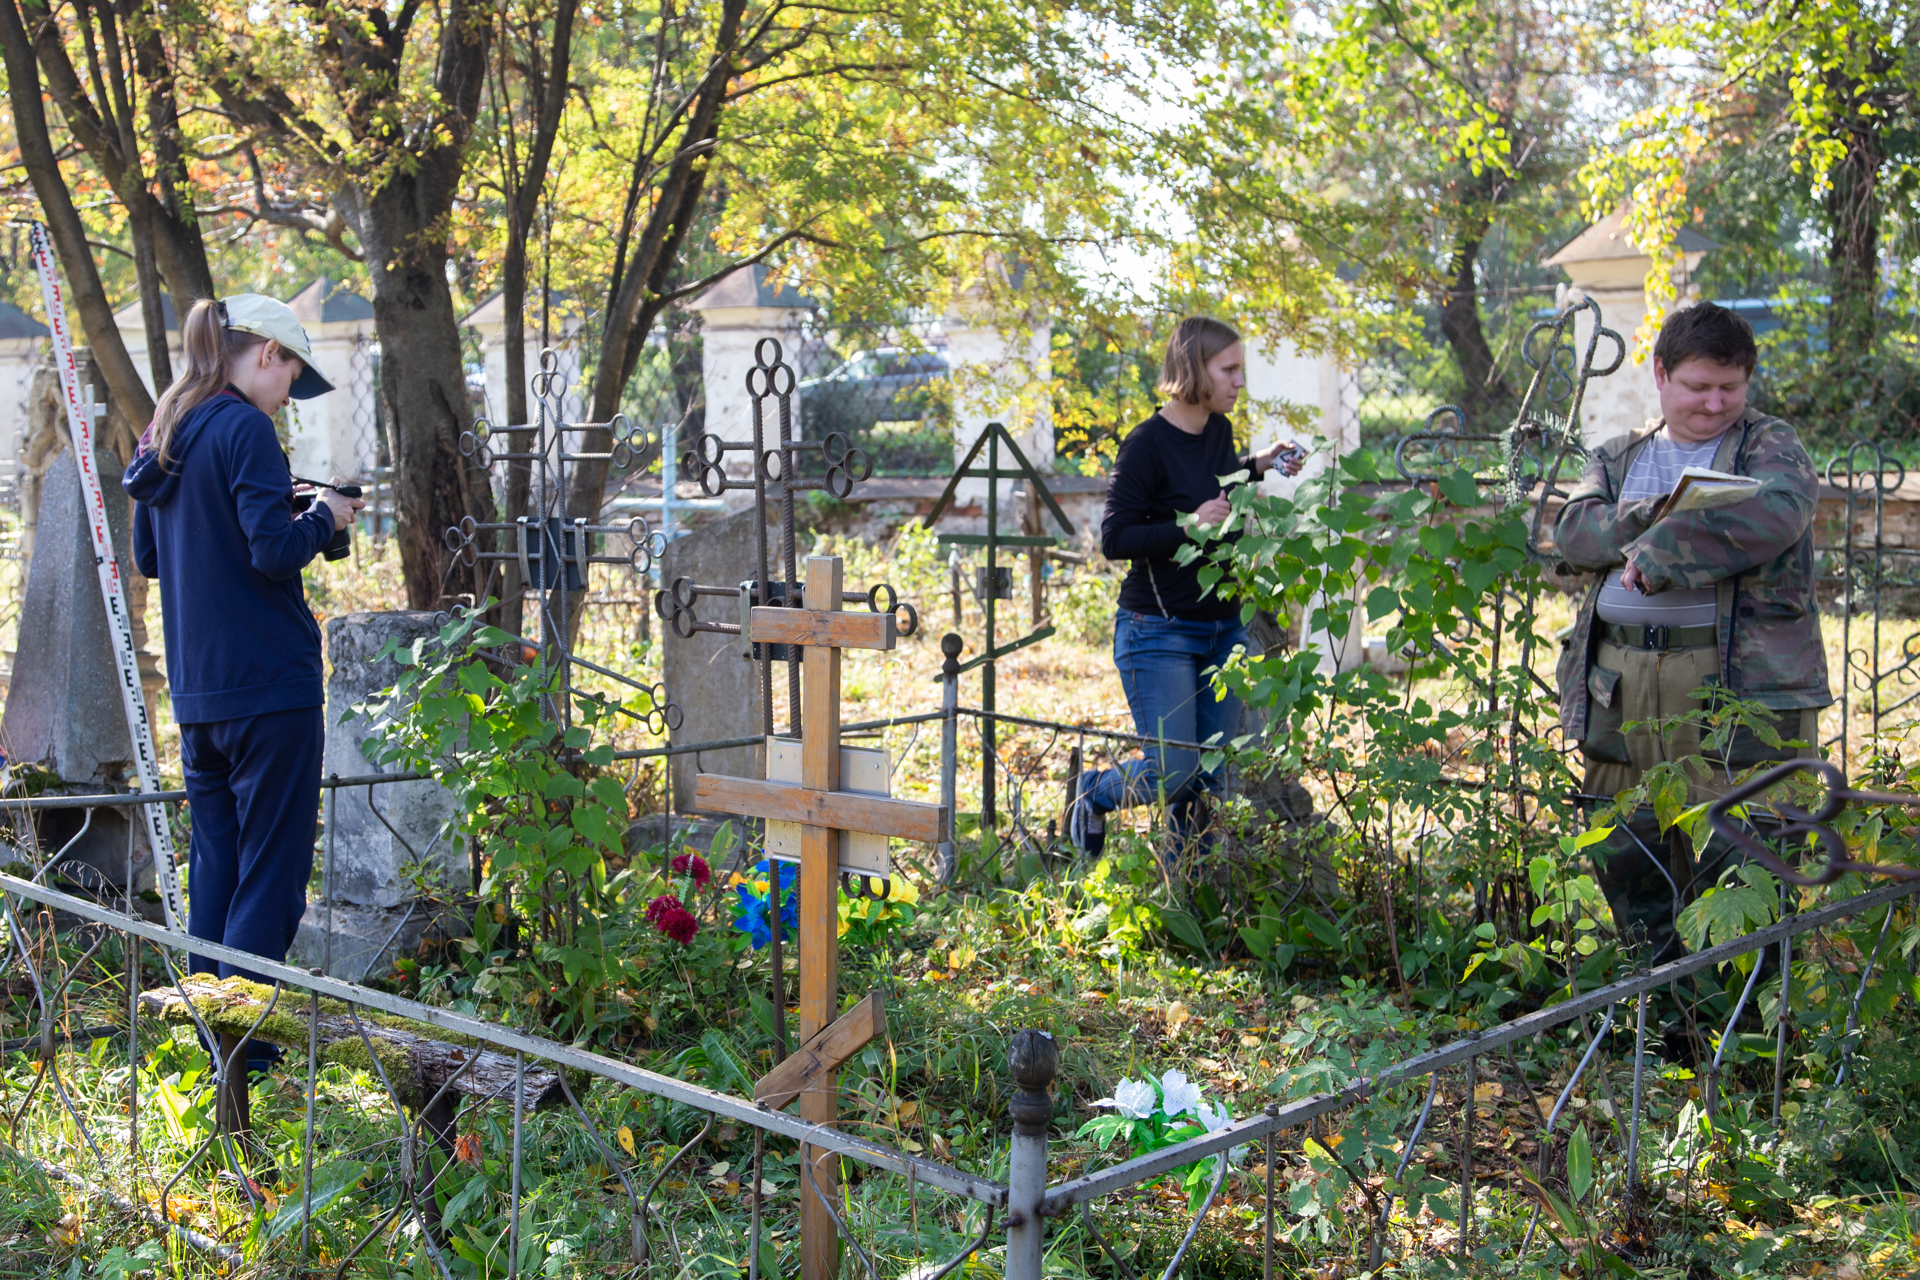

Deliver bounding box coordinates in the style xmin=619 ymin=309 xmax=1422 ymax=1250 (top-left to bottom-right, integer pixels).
xmin=138 ymin=977 xmax=566 ymax=1110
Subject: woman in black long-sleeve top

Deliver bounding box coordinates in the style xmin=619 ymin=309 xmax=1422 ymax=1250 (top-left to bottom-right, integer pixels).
xmin=1069 ymin=317 xmax=1302 ymax=859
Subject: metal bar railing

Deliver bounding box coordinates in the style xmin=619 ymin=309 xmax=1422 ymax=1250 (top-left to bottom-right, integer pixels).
xmin=3 ymin=715 xmax=946 ymax=814
xmin=1041 ymin=871 xmax=1920 ymax=1214
xmin=4 ymin=793 xmax=1916 ymax=1276
xmin=0 ymin=871 xmax=1005 ymax=1206
xmin=955 ymin=704 xmax=1210 ymax=753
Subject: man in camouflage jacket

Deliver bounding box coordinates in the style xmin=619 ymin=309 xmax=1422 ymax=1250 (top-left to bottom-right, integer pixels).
xmin=1554 ymin=302 xmax=1829 ymax=963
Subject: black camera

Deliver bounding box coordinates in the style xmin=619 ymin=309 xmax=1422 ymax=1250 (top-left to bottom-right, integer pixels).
xmin=291 ymin=477 xmax=363 ymax=561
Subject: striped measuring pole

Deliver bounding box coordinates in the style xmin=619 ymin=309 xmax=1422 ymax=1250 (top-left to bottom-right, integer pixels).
xmin=26 ymin=222 xmax=184 ymax=929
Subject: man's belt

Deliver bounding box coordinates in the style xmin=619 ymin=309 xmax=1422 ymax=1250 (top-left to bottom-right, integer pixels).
xmin=1601 ymin=622 xmax=1717 ymax=651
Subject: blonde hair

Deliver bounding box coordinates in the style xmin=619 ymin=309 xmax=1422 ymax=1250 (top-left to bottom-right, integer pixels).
xmin=1157 ymin=316 xmax=1241 ymax=406
xmin=148 ymin=299 xmax=266 ymax=467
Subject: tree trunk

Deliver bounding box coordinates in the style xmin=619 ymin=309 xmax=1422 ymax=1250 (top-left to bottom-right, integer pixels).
xmin=328 ymin=0 xmax=494 ymax=610
xmin=83 ymin=0 xmax=173 ymax=388
xmin=26 ymin=0 xmax=214 ymax=326
xmin=347 ymin=180 xmax=494 ymax=611
xmin=573 ymin=0 xmax=747 ymax=523
xmin=1438 ymin=222 xmax=1511 ymax=424
xmin=139 ymin=976 xmax=567 ymax=1109
xmin=1825 ymin=89 xmax=1882 ymax=366
xmin=0 ymin=0 xmax=155 ymax=427
xmin=130 ymin=0 xmax=216 ymax=304
xmin=126 ymin=199 xmax=172 ymax=389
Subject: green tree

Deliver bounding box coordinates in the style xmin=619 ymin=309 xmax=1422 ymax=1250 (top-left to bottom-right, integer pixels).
xmin=1585 ymin=0 xmax=1920 ymax=366
xmin=1181 ymin=0 xmax=1640 ymax=421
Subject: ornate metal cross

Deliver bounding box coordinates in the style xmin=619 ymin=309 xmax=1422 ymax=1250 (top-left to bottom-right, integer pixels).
xmin=443 ymin=349 xmax=675 ymax=729
xmin=650 ymin=340 xmax=914 ymax=1059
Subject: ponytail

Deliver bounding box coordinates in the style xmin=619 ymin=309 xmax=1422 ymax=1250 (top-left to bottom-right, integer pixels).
xmin=148 ymin=299 xmax=265 ymax=467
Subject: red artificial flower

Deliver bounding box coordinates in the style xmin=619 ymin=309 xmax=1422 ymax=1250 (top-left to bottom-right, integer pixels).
xmin=671 ymin=853 xmax=712 ymax=887
xmin=655 ymin=902 xmax=698 ymax=944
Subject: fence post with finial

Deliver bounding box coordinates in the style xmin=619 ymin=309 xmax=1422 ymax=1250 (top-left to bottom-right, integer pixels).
xmin=1005 ymin=1028 xmax=1057 ymax=1280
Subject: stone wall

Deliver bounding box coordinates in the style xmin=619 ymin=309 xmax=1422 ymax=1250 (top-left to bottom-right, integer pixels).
xmin=659 ymin=509 xmax=767 ymax=811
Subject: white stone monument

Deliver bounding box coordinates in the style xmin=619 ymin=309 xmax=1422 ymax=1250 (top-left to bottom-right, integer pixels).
xmin=112 ymin=294 xmax=181 ymax=398
xmin=1241 ymin=335 xmax=1365 ymax=674
xmin=1544 ymin=205 xmax=1718 ymax=446
xmin=461 ymin=288 xmax=586 ymax=427
xmin=945 ymin=288 xmax=1051 ymax=507
xmin=1243 ymin=336 xmax=1359 ymax=502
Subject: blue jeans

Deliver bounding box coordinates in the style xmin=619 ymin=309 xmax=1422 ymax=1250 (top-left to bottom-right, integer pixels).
xmin=1079 ymin=611 xmax=1247 ymax=850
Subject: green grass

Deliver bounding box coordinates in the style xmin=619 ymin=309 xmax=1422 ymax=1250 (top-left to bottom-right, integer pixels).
xmin=12 ymin=526 xmax=1920 ymax=1278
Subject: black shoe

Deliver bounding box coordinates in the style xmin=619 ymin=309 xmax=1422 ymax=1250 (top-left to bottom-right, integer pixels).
xmin=1068 ymin=796 xmax=1106 ymax=857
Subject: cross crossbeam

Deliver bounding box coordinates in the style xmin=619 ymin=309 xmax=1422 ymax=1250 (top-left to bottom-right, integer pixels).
xmin=695 ymin=776 xmax=946 ymax=844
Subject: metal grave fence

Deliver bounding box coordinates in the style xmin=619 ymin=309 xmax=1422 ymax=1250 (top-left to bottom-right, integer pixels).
xmin=3 ymin=768 xmax=1919 ymax=1276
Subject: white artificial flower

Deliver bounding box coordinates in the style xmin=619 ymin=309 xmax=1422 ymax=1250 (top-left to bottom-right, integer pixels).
xmin=1092 ymin=1078 xmax=1157 ymax=1120
xmin=1157 ymin=1069 xmax=1204 ymax=1119
xmin=1196 ymin=1100 xmax=1250 ymax=1164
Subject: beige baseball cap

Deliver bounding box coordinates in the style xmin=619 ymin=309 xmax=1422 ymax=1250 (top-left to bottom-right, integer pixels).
xmin=220 ymin=293 xmax=335 ymax=399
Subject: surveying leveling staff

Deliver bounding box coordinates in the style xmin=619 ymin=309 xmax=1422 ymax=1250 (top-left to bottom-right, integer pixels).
xmin=123 ymin=295 xmax=366 ymax=996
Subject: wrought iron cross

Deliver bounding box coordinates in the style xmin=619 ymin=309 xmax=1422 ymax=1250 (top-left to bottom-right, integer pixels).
xmin=650 ymin=340 xmax=914 ymax=1073
xmin=442 ymin=349 xmax=675 ymax=728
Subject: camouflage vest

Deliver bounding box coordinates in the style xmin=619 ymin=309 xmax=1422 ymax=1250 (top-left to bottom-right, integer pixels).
xmin=1553 ymin=409 xmax=1831 ymax=743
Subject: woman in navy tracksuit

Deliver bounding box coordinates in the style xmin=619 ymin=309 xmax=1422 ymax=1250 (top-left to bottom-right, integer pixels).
xmin=123 ymin=294 xmax=363 ymax=991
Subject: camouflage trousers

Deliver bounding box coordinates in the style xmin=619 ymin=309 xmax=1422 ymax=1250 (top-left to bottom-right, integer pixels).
xmin=1581 ymin=639 xmax=1818 ymax=966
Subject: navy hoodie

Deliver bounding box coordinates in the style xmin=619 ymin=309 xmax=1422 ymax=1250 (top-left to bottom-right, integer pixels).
xmin=123 ymin=388 xmax=334 ymax=724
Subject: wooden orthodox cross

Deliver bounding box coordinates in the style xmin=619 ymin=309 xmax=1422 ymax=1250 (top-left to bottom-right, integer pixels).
xmin=693 ymin=554 xmax=948 ymax=1280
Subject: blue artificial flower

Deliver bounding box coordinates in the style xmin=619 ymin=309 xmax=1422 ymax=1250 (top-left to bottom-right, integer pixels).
xmin=730 ymin=860 xmax=799 ymax=950
xmin=733 ymin=886 xmax=773 ymax=949
xmin=754 ymin=859 xmax=799 ymax=896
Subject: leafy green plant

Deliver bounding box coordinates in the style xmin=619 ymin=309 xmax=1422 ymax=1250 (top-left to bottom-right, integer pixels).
xmin=1476 ymin=827 xmax=1620 ymax=999
xmin=349 ymin=607 xmax=742 ymax=1043
xmin=839 ymin=873 xmax=921 ymax=947
xmin=64 ymin=1240 xmax=165 ymax=1280
xmin=1077 ymin=841 xmax=1167 ymax=958
xmin=1520 ymin=1122 xmax=1639 ymax=1278
xmin=1679 ymin=864 xmax=1781 ymax=955
xmin=1189 ymin=447 xmax=1580 ymax=963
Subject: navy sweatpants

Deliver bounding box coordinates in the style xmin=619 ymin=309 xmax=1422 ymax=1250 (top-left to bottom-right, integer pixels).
xmin=180 ymin=705 xmax=324 ymax=980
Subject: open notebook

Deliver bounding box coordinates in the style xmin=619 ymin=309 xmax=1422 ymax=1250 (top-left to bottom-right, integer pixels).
xmin=1655 ymin=467 xmax=1763 ymax=519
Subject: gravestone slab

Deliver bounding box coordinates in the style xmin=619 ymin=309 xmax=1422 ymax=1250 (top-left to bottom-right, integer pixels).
xmin=661 ymin=509 xmax=766 ymax=811
xmin=289 ymin=611 xmax=463 ymax=978
xmin=1 ymin=441 xmax=153 ymax=893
